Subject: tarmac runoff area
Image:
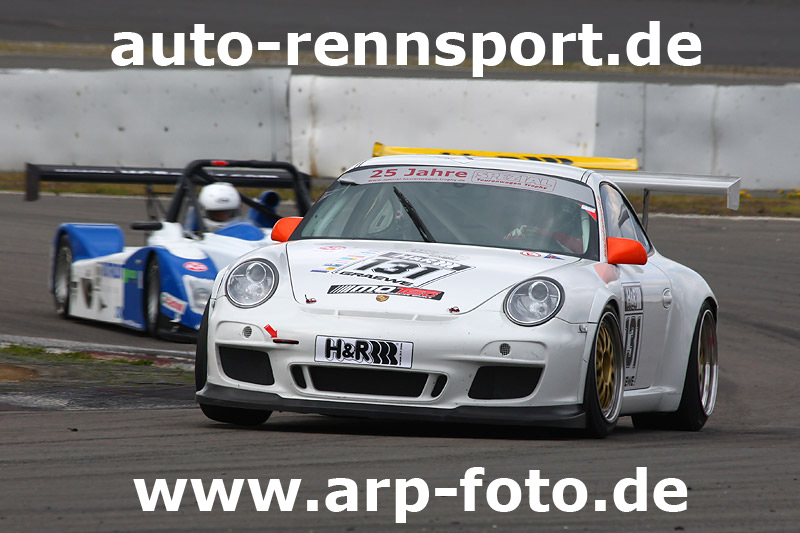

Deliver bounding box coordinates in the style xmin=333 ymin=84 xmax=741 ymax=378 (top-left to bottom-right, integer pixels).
xmin=1 ymin=174 xmax=799 ymax=533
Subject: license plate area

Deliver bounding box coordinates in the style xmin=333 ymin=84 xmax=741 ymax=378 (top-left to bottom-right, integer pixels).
xmin=314 ymin=336 xmax=414 ymax=368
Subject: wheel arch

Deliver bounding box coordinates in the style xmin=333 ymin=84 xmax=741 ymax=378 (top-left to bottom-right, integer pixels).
xmin=51 ymin=224 xmax=125 ymax=292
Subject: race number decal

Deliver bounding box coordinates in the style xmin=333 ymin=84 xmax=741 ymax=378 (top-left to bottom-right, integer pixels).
xmin=331 ymin=252 xmax=473 ymax=287
xmin=623 ymin=284 xmax=644 ymax=389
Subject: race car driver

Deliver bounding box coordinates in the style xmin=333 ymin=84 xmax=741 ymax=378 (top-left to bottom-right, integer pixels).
xmin=197 ymin=182 xmax=242 ymax=231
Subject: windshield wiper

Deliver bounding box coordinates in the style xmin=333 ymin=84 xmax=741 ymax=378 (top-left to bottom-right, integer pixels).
xmin=393 ymin=187 xmax=435 ymax=243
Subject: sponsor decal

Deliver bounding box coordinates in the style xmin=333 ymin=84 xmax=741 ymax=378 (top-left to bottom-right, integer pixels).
xmin=160 ymin=292 xmax=187 ymax=315
xmin=100 ymin=262 xmax=123 ymax=279
xmin=264 ymin=324 xmax=278 ymax=338
xmin=622 ymin=284 xmax=644 ymax=389
xmin=581 ymin=204 xmax=598 ymax=221
xmin=368 ymin=167 xmax=468 ymax=182
xmin=520 ymin=251 xmax=541 ymax=257
xmin=319 ymin=245 xmax=346 ymax=251
xmin=624 ymin=285 xmax=644 ymax=312
xmin=123 ymin=268 xmax=139 ymax=284
xmin=183 ymin=261 xmax=208 ymax=272
xmin=472 ymin=171 xmax=557 ymax=192
xmin=543 ymin=254 xmax=564 ymax=260
xmin=315 ymin=336 xmax=413 ymax=368
xmin=327 ymin=284 xmax=444 ymax=300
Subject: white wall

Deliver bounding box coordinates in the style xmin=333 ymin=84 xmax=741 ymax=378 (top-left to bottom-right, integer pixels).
xmin=289 ymin=75 xmax=599 ymax=176
xmin=0 ymin=68 xmax=291 ymax=168
xmin=1 ymin=67 xmax=798 ymax=188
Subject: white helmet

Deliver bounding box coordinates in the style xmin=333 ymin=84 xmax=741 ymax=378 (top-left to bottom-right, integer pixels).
xmin=198 ymin=182 xmax=241 ymax=231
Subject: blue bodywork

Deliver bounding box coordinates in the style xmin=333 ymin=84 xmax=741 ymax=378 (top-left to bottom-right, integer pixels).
xmin=54 ymin=223 xmax=219 ymax=335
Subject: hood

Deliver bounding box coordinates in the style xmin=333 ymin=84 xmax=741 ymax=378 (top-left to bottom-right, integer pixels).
xmin=285 ymin=240 xmax=580 ymax=315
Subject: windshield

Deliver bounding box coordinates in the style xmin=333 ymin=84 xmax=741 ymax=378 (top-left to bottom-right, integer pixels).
xmin=297 ymin=166 xmax=599 ymax=259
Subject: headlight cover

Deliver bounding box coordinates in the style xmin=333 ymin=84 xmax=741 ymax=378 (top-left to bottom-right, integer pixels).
xmin=504 ymin=278 xmax=564 ymax=326
xmin=226 ymin=260 xmax=278 ymax=308
xmin=184 ymin=275 xmax=214 ymax=314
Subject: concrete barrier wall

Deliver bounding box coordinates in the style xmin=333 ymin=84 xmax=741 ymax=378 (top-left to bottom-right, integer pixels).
xmin=0 ymin=68 xmax=291 ymax=168
xmin=289 ymin=76 xmax=599 ymax=176
xmin=0 ymin=67 xmax=798 ymax=188
xmin=296 ymin=76 xmax=800 ymax=188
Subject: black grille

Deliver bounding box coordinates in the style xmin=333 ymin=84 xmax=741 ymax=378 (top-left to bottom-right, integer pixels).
xmin=219 ymin=347 xmax=274 ymax=386
xmin=431 ymin=375 xmax=448 ymax=398
xmin=291 ymin=365 xmax=307 ymax=389
xmin=309 ymin=366 xmax=427 ymax=397
xmin=468 ymin=366 xmax=542 ymax=400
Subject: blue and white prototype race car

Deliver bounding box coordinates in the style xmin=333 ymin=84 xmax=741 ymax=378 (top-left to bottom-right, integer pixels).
xmin=50 ymin=159 xmax=312 ymax=341
xmin=195 ymin=150 xmax=740 ymax=437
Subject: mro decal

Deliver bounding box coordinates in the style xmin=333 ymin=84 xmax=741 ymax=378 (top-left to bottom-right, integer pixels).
xmin=327 ymin=284 xmax=444 ymax=300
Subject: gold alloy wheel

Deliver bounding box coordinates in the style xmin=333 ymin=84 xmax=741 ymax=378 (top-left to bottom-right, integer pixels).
xmin=595 ymin=321 xmax=616 ymax=415
xmin=697 ymin=310 xmax=718 ymax=415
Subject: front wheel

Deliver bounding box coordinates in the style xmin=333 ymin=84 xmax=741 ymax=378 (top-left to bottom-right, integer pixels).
xmin=53 ymin=234 xmax=73 ymax=315
xmin=633 ymin=302 xmax=718 ymax=431
xmin=144 ymin=256 xmax=165 ymax=338
xmin=583 ymin=308 xmax=624 ymax=438
xmin=195 ymin=303 xmax=272 ymax=427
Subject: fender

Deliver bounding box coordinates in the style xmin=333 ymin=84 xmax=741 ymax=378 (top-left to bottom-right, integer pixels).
xmin=54 ymin=224 xmax=125 ymax=262
xmin=52 ymin=224 xmax=125 ymax=293
xmin=648 ymin=256 xmax=718 ymax=411
xmin=122 ymin=247 xmax=218 ymax=332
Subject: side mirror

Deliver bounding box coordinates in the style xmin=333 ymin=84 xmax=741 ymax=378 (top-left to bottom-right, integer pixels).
xmin=607 ymin=237 xmax=647 ymax=265
xmin=271 ymin=217 xmax=302 ymax=242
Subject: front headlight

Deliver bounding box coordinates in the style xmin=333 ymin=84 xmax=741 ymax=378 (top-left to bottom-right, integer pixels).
xmin=226 ymin=260 xmax=278 ymax=308
xmin=504 ymin=278 xmax=564 ymax=326
xmin=184 ymin=276 xmax=214 ymax=314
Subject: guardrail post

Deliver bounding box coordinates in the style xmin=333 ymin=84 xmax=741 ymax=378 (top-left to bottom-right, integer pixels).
xmin=25 ymin=163 xmax=41 ymax=202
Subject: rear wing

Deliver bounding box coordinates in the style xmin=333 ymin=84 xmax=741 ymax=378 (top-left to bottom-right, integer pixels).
xmin=25 ymin=160 xmax=313 ymax=215
xmin=373 ymin=142 xmax=639 ymax=171
xmin=601 ymin=170 xmax=741 ymax=228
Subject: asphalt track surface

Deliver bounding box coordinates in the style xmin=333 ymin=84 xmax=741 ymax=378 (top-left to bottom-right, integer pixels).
xmin=3 ymin=0 xmax=800 ymax=74
xmin=1 ymin=193 xmax=799 ymax=530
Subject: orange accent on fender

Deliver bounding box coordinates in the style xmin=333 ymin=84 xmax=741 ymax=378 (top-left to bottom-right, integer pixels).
xmin=271 ymin=217 xmax=302 ymax=242
xmin=607 ymin=238 xmax=648 ymax=265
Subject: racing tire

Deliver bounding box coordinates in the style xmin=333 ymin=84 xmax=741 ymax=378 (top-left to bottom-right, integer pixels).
xmin=632 ymin=302 xmax=718 ymax=431
xmin=195 ymin=303 xmax=272 ymax=427
xmin=583 ymin=307 xmax=624 ymax=438
xmin=144 ymin=255 xmax=166 ymax=338
xmin=195 ymin=304 xmax=210 ymax=392
xmin=53 ymin=234 xmax=73 ymax=316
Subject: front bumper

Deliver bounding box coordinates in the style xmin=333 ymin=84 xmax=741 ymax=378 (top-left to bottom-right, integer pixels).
xmin=199 ymin=292 xmax=597 ymax=427
xmin=197 ymin=383 xmax=586 ymax=428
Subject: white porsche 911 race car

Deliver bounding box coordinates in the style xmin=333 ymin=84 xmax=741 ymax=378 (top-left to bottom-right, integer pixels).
xmin=195 ymin=152 xmax=739 ymax=437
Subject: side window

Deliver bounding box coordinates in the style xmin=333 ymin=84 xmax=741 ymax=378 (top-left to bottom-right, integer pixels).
xmin=600 ymin=184 xmax=651 ymax=252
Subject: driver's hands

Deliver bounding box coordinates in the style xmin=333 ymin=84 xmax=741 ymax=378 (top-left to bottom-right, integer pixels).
xmin=504 ymin=224 xmax=538 ymax=241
